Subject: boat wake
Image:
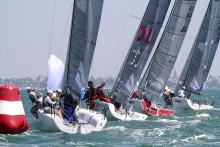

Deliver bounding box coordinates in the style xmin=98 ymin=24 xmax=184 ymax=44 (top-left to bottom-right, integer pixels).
xmin=181 ymin=134 xmax=207 ymax=142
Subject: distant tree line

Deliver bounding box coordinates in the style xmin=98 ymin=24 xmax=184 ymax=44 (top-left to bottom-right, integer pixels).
xmin=0 ymin=75 xmax=220 ymax=90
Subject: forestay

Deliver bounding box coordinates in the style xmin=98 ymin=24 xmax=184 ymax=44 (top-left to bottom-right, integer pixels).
xmin=139 ymin=0 xmax=197 ymax=97
xmin=174 ymin=0 xmax=220 ymax=98
xmin=110 ymin=0 xmax=171 ymax=103
xmin=62 ymin=0 xmax=104 ymax=99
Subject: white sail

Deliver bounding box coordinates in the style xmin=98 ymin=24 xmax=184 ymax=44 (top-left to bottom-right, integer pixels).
xmin=47 ymin=54 xmax=64 ymax=91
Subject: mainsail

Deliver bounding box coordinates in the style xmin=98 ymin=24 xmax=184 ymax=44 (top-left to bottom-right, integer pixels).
xmin=62 ymin=0 xmax=104 ymax=99
xmin=110 ymin=0 xmax=171 ymax=103
xmin=174 ymin=0 xmax=220 ymax=98
xmin=139 ymin=0 xmax=197 ymax=97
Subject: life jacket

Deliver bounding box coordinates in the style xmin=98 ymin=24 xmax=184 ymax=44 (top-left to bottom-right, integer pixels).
xmin=29 ymin=90 xmax=43 ymax=103
xmin=84 ymin=86 xmax=96 ymax=102
xmin=32 ymin=89 xmax=43 ymax=98
xmin=95 ymin=86 xmax=104 ymax=95
xmin=42 ymin=96 xmax=52 ymax=108
xmin=64 ymin=94 xmax=78 ymax=111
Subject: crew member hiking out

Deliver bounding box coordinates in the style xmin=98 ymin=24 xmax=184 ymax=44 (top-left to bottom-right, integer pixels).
xmin=83 ymin=81 xmax=96 ymax=109
xmin=93 ymin=82 xmax=111 ymax=103
xmin=26 ymin=87 xmax=43 ymax=125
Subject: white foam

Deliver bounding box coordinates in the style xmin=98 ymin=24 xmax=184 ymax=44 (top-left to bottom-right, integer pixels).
xmin=130 ymin=129 xmax=145 ymax=140
xmin=148 ymin=128 xmax=164 ymax=137
xmin=104 ymin=126 xmax=125 ymax=131
xmin=182 ymin=134 xmax=207 ymax=142
xmin=169 ymin=140 xmax=178 ymax=145
xmin=196 ymin=113 xmax=210 ymax=117
xmin=186 ymin=120 xmax=201 ymax=125
xmin=155 ymin=119 xmax=178 ymax=123
xmin=0 ymin=136 xmax=8 ymax=143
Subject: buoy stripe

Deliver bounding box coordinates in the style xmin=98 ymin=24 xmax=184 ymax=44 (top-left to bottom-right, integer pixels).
xmin=0 ymin=100 xmax=25 ymax=115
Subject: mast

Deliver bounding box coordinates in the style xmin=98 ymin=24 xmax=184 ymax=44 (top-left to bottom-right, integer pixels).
xmin=139 ymin=0 xmax=197 ymax=97
xmin=110 ymin=0 xmax=172 ymax=104
xmin=174 ymin=0 xmax=220 ymax=98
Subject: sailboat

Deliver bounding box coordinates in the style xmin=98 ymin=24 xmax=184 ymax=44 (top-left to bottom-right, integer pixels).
xmin=171 ymin=0 xmax=220 ymax=110
xmin=133 ymin=0 xmax=198 ymax=116
xmin=37 ymin=0 xmax=106 ymax=134
xmin=93 ymin=0 xmax=172 ymax=121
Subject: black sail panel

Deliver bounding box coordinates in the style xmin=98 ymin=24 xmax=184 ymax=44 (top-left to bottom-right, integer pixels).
xmin=63 ymin=0 xmax=104 ymax=99
xmin=175 ymin=0 xmax=220 ymax=97
xmin=139 ymin=0 xmax=197 ymax=96
xmin=110 ymin=0 xmax=171 ymax=103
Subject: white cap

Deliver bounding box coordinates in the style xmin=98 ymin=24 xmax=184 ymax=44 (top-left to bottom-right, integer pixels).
xmin=164 ymin=86 xmax=170 ymax=91
xmin=56 ymin=89 xmax=62 ymax=93
xmin=47 ymin=90 xmax=53 ymax=94
xmin=182 ymin=86 xmax=185 ymax=89
xmin=26 ymin=87 xmax=32 ymax=90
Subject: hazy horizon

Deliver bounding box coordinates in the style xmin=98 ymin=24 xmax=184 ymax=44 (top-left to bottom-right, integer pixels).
xmin=0 ymin=0 xmax=219 ymax=80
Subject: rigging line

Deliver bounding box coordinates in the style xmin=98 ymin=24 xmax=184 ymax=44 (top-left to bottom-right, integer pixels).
xmin=57 ymin=1 xmax=74 ymax=58
xmin=48 ymin=1 xmax=73 ymax=90
xmin=49 ymin=0 xmax=57 ymax=57
xmin=47 ymin=0 xmax=57 ymax=90
xmin=103 ymin=0 xmax=140 ymax=81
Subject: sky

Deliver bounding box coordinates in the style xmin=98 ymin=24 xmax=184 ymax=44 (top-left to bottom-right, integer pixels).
xmin=0 ymin=0 xmax=219 ymax=80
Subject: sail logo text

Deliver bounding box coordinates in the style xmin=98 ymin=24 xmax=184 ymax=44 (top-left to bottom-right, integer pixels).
xmin=136 ymin=25 xmax=157 ymax=44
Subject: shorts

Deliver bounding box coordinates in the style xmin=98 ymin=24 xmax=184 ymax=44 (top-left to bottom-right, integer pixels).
xmin=44 ymin=108 xmax=60 ymax=115
xmin=31 ymin=104 xmax=42 ymax=112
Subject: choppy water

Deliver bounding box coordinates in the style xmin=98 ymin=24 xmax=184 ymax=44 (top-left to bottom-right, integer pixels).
xmin=0 ymin=89 xmax=220 ymax=147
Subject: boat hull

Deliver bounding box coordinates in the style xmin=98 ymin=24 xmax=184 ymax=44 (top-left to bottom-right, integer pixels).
xmin=37 ymin=108 xmax=107 ymax=134
xmin=93 ymin=100 xmax=147 ymax=121
xmin=132 ymin=99 xmax=175 ymax=116
xmin=171 ymin=97 xmax=213 ymax=110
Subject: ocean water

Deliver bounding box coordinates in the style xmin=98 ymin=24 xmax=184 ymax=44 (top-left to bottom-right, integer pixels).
xmin=0 ymin=89 xmax=220 ymax=147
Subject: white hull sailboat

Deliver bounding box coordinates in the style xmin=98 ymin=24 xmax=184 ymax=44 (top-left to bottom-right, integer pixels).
xmin=100 ymin=0 xmax=172 ymax=120
xmin=136 ymin=0 xmax=198 ymax=116
xmin=171 ymin=0 xmax=220 ymax=110
xmin=171 ymin=97 xmax=213 ymax=110
xmin=132 ymin=99 xmax=175 ymax=116
xmin=39 ymin=0 xmax=106 ymax=134
xmin=37 ymin=108 xmax=107 ymax=134
xmin=94 ymin=100 xmax=147 ymax=121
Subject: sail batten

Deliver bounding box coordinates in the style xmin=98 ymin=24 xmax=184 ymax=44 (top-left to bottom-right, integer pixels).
xmin=109 ymin=0 xmax=171 ymax=103
xmin=139 ymin=0 xmax=197 ymax=97
xmin=174 ymin=0 xmax=220 ymax=97
xmin=62 ymin=0 xmax=104 ymax=99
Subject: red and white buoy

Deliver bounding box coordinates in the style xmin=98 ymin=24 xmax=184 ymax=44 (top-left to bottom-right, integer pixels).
xmin=0 ymin=84 xmax=29 ymax=134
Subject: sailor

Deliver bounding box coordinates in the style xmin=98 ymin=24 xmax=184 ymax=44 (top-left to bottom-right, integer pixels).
xmin=178 ymin=86 xmax=186 ymax=98
xmin=131 ymin=91 xmax=139 ymax=99
xmin=93 ymin=82 xmax=111 ymax=103
xmin=55 ymin=89 xmax=65 ymax=110
xmin=83 ymin=81 xmax=96 ymax=109
xmin=163 ymin=86 xmax=172 ymax=105
xmin=26 ymin=87 xmax=43 ymax=125
xmin=43 ymin=90 xmax=65 ymax=123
